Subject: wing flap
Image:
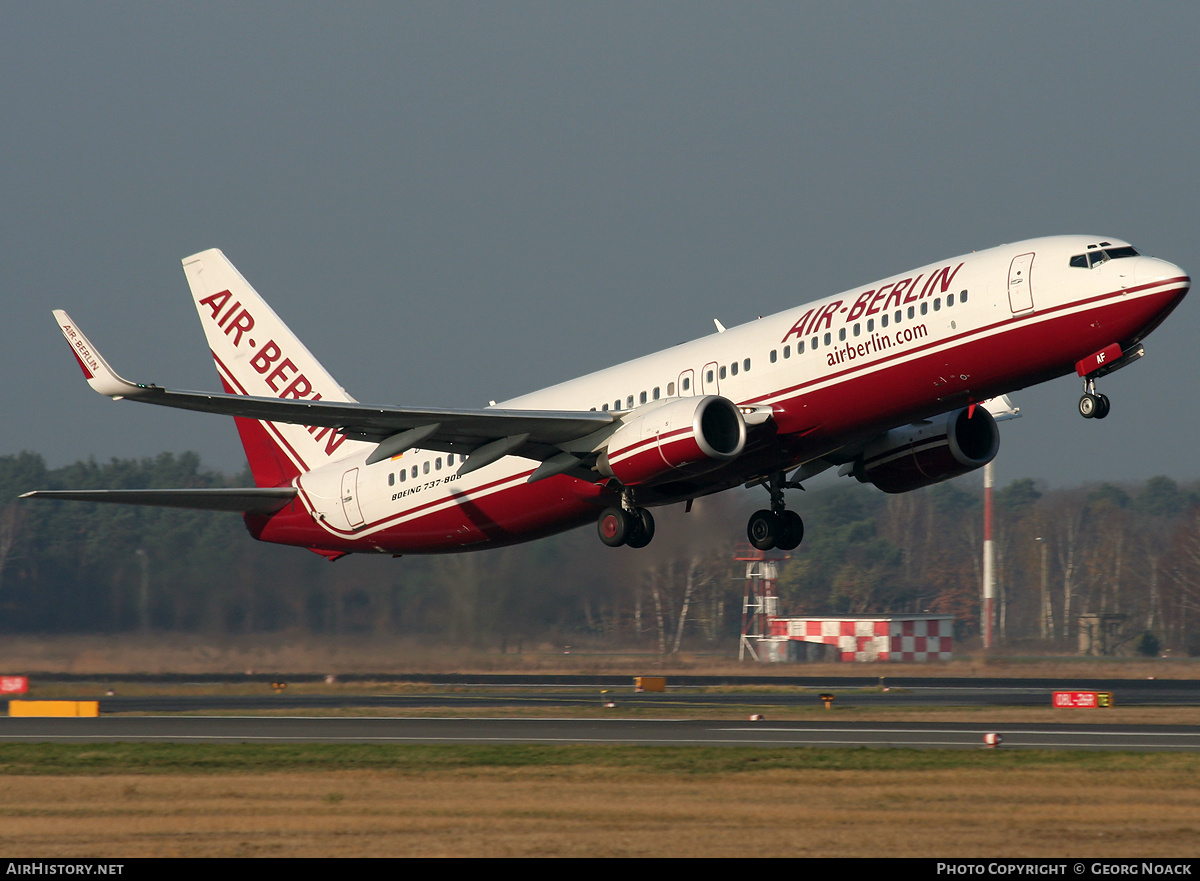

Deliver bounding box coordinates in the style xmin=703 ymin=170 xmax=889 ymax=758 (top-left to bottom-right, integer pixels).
xmin=126 ymin=387 xmax=612 ymax=445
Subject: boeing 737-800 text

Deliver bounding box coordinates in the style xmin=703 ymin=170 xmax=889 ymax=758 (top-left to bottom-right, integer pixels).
xmin=24 ymin=236 xmax=1189 ymax=559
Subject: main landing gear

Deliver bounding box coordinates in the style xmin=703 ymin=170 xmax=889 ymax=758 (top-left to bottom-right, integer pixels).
xmin=1078 ymin=376 xmax=1111 ymax=420
xmin=597 ymin=495 xmax=656 ymax=549
xmin=746 ymin=472 xmax=804 ymax=551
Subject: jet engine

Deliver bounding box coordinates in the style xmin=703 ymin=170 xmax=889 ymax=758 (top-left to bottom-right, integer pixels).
xmin=851 ymin=406 xmax=999 ymax=494
xmin=597 ymin=395 xmax=746 ymax=486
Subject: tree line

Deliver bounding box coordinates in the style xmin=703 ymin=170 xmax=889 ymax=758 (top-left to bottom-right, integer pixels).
xmin=3 ymin=450 xmax=1199 ymax=655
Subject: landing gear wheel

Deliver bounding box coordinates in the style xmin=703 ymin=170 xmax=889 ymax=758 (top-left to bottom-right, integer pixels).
xmin=625 ymin=508 xmax=656 ymax=548
xmin=597 ymin=507 xmax=634 ymax=547
xmin=1094 ymin=394 xmax=1111 ymax=419
xmin=1079 ymin=393 xmax=1099 ymax=419
xmin=775 ymin=510 xmax=804 ymax=551
xmin=747 ymin=509 xmax=780 ymax=550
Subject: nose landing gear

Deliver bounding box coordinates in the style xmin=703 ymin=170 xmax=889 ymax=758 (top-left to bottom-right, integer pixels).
xmin=746 ymin=472 xmax=804 ymax=551
xmin=1075 ymin=343 xmax=1145 ymax=420
xmin=1079 ymin=377 xmax=1111 ymax=420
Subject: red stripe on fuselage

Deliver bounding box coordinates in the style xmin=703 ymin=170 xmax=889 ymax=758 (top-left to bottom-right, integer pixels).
xmin=255 ymin=469 xmax=609 ymax=554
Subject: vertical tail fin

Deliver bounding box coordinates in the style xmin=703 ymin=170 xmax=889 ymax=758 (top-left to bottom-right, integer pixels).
xmin=181 ymin=249 xmax=369 ymax=486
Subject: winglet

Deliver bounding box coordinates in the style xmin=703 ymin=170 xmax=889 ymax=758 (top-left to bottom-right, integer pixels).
xmin=52 ymin=310 xmax=146 ymax=399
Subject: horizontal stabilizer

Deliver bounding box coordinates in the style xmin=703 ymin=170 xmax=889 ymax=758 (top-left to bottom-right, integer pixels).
xmin=20 ymin=487 xmax=297 ymax=514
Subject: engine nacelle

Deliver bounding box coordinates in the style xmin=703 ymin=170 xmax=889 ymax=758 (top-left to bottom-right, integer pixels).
xmin=853 ymin=407 xmax=999 ymax=494
xmin=597 ymin=395 xmax=746 ymax=486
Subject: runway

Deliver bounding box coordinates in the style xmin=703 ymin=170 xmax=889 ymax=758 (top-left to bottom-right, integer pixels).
xmin=80 ymin=684 xmax=1200 ymax=714
xmin=2 ymin=715 xmax=1200 ymax=750
xmin=3 ymin=675 xmax=1198 ymax=751
xmin=23 ymin=673 xmax=1200 ymax=713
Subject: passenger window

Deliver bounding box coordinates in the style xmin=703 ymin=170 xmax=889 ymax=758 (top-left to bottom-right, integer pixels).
xmin=783 ymin=345 xmax=791 ymax=359
xmin=882 ymin=314 xmax=889 ymax=327
xmin=388 ymin=473 xmax=395 ymax=487
xmin=921 ymin=302 xmax=928 ymax=315
xmin=960 ymin=290 xmax=968 ymax=303
xmin=602 ymin=403 xmax=609 ymax=411
xmin=743 ymin=358 xmax=750 ymax=371
xmin=867 ymin=319 xmax=874 ymax=332
xmin=770 ymin=349 xmax=777 ymax=363
xmin=448 ymin=454 xmax=455 ymax=466
xmin=811 ymin=336 xmax=818 ymax=350
xmin=639 ymin=391 xmax=647 ymax=404
xmin=839 ymin=328 xmax=846 ymax=341
xmin=627 ymin=395 xmax=634 ymax=409
xmin=683 ymin=377 xmax=691 ymax=391
xmin=823 ymin=332 xmax=831 ymax=346
xmin=435 ymin=457 xmax=442 ymax=471
xmin=667 ymin=382 xmax=675 ymax=396
xmin=411 ymin=466 xmax=418 ymax=479
xmin=907 ymin=306 xmax=915 ymax=319
xmin=719 ymin=366 xmax=727 ymax=379
xmin=730 ymin=362 xmax=738 ymax=376
xmin=705 ymin=370 xmax=713 ymax=383
xmin=947 ymin=293 xmax=954 ymax=306
xmin=934 ymin=298 xmax=941 ymax=311
xmin=797 ymin=340 xmax=804 ymax=354
xmin=653 ymin=387 xmax=660 ymax=400
xmin=423 ymin=461 xmax=430 ymax=475
xmin=400 ymin=470 xmax=406 ymax=483
xmin=853 ymin=323 xmax=860 ymax=337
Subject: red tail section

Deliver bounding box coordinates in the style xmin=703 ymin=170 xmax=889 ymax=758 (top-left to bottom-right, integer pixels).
xmin=182 ymin=249 xmax=371 ymax=487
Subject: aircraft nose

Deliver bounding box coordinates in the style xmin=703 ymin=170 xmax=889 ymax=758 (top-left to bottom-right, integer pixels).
xmin=1135 ymin=256 xmax=1189 ymax=287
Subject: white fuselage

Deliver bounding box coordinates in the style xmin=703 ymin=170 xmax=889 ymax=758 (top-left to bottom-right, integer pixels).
xmin=278 ymin=235 xmax=1187 ymax=553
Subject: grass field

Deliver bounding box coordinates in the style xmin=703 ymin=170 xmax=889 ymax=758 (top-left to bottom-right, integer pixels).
xmin=0 ymin=745 xmax=1197 ymax=857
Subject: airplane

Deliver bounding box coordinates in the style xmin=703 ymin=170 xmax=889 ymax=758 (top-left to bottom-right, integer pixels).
xmin=23 ymin=236 xmax=1189 ymax=560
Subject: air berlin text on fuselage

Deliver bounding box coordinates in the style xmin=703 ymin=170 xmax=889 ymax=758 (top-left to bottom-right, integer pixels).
xmin=824 ymin=324 xmax=928 ymax=367
xmin=781 ymin=262 xmax=963 ymax=344
xmin=198 ymin=290 xmax=348 ymax=456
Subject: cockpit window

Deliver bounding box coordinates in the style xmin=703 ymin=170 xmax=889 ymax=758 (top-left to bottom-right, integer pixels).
xmin=1069 ymin=245 xmax=1140 ymax=268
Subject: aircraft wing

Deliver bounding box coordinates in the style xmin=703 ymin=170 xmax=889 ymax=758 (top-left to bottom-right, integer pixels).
xmin=53 ymin=310 xmax=615 ymax=472
xmin=19 ymin=487 xmax=297 ymax=514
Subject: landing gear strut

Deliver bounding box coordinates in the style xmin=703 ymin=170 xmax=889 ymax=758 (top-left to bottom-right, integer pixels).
xmin=597 ymin=492 xmax=655 ymax=548
xmin=1078 ymin=376 xmax=1111 ymax=420
xmin=747 ymin=472 xmax=804 ymax=551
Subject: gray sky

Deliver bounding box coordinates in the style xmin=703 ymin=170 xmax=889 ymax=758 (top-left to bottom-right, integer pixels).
xmin=4 ymin=2 xmax=1198 ymax=491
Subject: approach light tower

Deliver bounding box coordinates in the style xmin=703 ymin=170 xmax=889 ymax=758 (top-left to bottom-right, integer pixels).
xmin=735 ymin=543 xmax=788 ymax=661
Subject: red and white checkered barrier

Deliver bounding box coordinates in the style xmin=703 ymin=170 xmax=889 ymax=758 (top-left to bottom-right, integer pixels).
xmin=767 ymin=615 xmax=954 ymax=662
